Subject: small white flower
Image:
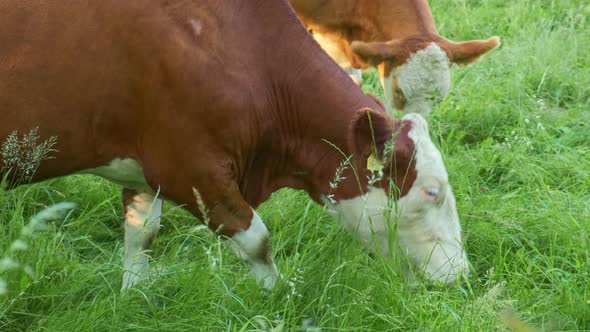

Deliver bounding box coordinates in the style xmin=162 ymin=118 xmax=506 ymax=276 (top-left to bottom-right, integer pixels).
xmin=0 ymin=257 xmax=20 ymax=272
xmin=204 ymin=247 xmax=218 ymax=268
xmin=23 ymin=265 xmax=35 ymax=278
xmin=10 ymin=239 xmax=28 ymax=251
xmin=0 ymin=279 xmax=7 ymax=295
xmin=191 ymin=225 xmax=208 ymax=232
xmin=301 ymin=318 xmax=322 ymax=332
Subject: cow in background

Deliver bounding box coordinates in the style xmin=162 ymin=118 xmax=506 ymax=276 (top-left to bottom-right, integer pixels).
xmin=290 ymin=0 xmax=500 ymax=116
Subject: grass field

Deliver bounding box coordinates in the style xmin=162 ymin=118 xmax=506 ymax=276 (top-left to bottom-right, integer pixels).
xmin=1 ymin=0 xmax=589 ymax=330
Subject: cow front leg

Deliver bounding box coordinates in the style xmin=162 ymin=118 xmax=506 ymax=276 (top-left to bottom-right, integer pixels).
xmin=121 ymin=189 xmax=163 ymax=290
xmin=207 ymin=196 xmax=279 ymax=289
xmin=225 ymin=208 xmax=279 ymax=289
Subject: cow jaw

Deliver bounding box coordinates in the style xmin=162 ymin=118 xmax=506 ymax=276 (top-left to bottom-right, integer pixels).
xmin=396 ymin=181 xmax=467 ymax=284
xmin=329 ymin=187 xmax=393 ymax=257
xmin=329 ymin=184 xmax=467 ymax=284
xmin=386 ymin=43 xmax=451 ymax=116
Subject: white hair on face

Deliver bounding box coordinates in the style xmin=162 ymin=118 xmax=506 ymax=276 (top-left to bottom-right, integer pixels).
xmin=396 ymin=113 xmax=467 ymax=283
xmin=403 ymin=113 xmax=448 ymax=181
xmin=327 ymin=186 xmax=392 ymax=257
xmin=394 ymin=43 xmax=451 ymax=116
xmin=326 ymin=114 xmax=468 ymax=284
xmin=381 ymin=73 xmax=395 ymax=114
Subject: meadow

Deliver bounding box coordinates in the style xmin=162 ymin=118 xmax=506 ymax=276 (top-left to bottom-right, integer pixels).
xmin=1 ymin=0 xmax=588 ymax=330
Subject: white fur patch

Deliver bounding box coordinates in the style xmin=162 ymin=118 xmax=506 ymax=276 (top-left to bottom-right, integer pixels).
xmin=227 ymin=209 xmax=279 ymax=289
xmin=329 ymin=113 xmax=468 ymax=284
xmin=190 ymin=19 xmax=203 ymax=36
xmin=404 ymin=113 xmax=448 ymax=182
xmin=381 ymin=74 xmax=395 ymax=114
xmin=397 ymin=113 xmax=467 ymax=283
xmin=392 ymin=43 xmax=451 ymax=116
xmin=81 ymin=158 xmax=162 ymax=290
xmin=330 ymin=187 xmax=392 ymax=256
xmin=81 ymin=158 xmax=152 ymax=193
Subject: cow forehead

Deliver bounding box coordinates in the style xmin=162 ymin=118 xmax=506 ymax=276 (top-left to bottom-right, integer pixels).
xmin=402 ymin=113 xmax=448 ymax=183
xmin=394 ymin=43 xmax=451 ymax=105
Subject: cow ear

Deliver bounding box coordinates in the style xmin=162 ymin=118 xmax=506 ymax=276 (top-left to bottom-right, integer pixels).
xmin=350 ymin=40 xmax=403 ymax=67
xmin=441 ymin=36 xmax=500 ymax=66
xmin=348 ymin=108 xmax=394 ymax=168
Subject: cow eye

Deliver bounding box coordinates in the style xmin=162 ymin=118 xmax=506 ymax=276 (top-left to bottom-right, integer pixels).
xmin=421 ymin=186 xmax=440 ymax=201
xmin=425 ymin=187 xmax=439 ymax=198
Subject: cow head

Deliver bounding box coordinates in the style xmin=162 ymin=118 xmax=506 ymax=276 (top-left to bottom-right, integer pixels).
xmin=350 ymin=36 xmax=499 ymax=116
xmin=328 ymin=109 xmax=467 ymax=284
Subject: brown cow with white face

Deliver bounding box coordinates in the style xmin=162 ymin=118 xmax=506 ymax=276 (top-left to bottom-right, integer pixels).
xmin=290 ymin=0 xmax=500 ymax=116
xmin=0 ymin=0 xmax=467 ymax=290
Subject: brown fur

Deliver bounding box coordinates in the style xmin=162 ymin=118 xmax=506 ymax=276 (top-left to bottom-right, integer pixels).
xmin=0 ymin=0 xmax=418 ymax=238
xmin=289 ymin=0 xmax=499 ymax=71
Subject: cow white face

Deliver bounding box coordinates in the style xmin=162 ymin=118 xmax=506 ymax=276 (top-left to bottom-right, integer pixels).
xmin=352 ymin=36 xmax=499 ymax=116
xmin=329 ymin=113 xmax=467 ymax=284
xmin=381 ymin=43 xmax=451 ymax=116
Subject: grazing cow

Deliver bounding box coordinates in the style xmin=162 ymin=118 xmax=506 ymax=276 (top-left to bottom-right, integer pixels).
xmin=289 ymin=0 xmax=500 ymax=115
xmin=0 ymin=0 xmax=467 ymax=290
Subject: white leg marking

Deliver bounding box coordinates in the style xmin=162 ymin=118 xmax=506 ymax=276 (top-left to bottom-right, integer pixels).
xmin=227 ymin=209 xmax=279 ymax=289
xmin=121 ymin=193 xmax=163 ymax=290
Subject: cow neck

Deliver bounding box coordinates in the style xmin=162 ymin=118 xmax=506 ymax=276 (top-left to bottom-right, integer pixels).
xmin=335 ymin=0 xmax=439 ymax=43
xmin=379 ymin=0 xmax=438 ymax=40
xmin=240 ymin=10 xmax=385 ymax=207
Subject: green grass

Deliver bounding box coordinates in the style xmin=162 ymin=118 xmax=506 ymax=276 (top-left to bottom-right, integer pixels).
xmin=1 ymin=0 xmax=589 ymax=330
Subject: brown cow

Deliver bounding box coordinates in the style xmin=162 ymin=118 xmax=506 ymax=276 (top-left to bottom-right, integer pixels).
xmin=289 ymin=0 xmax=500 ymax=115
xmin=0 ymin=0 xmax=467 ymax=290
